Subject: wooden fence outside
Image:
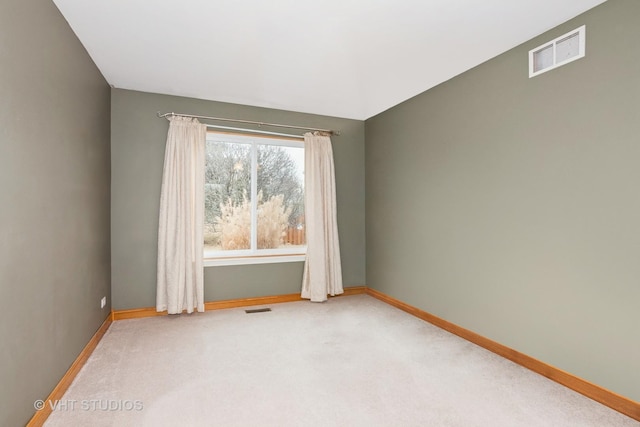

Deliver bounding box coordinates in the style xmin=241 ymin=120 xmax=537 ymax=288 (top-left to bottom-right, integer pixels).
xmin=285 ymin=226 xmax=306 ymax=245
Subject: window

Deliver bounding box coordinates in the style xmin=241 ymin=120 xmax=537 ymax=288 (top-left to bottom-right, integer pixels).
xmin=204 ymin=132 xmax=306 ymax=265
xmin=529 ymin=25 xmax=585 ymax=78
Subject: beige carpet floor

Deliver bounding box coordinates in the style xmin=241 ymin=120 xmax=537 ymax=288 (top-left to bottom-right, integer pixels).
xmin=45 ymin=294 xmax=638 ymax=426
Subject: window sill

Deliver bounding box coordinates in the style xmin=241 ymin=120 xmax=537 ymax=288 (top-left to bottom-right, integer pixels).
xmin=204 ymin=254 xmax=306 ymax=267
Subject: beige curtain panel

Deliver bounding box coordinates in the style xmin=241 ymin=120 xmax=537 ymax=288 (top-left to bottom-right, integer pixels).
xmin=301 ymin=132 xmax=344 ymax=302
xmin=156 ymin=116 xmax=206 ymax=314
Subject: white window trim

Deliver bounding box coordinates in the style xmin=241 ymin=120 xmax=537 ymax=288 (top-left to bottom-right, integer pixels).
xmin=529 ymin=25 xmax=586 ymax=78
xmin=204 ymin=132 xmax=306 ymax=266
xmin=204 ymin=253 xmax=306 ymax=267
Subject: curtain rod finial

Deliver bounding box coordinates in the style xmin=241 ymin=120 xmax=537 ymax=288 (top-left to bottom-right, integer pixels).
xmin=157 ymin=112 xmax=176 ymax=120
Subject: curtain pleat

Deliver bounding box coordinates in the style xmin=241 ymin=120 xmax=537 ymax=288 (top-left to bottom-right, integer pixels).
xmin=301 ymin=132 xmax=344 ymax=302
xmin=157 ymin=116 xmax=206 ymax=314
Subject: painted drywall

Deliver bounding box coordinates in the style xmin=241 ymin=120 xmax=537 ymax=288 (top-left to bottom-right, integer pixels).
xmin=365 ymin=0 xmax=640 ymax=402
xmin=111 ymin=89 xmax=365 ymax=310
xmin=0 ymin=0 xmax=111 ymax=425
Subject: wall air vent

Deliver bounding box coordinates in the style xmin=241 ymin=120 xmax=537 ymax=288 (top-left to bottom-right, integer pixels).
xmin=529 ymin=25 xmax=585 ymax=78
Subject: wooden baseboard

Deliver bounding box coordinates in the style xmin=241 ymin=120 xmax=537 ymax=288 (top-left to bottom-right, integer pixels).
xmin=365 ymin=287 xmax=640 ymax=422
xmin=112 ymin=285 xmax=367 ymax=320
xmin=27 ymin=315 xmax=112 ymax=427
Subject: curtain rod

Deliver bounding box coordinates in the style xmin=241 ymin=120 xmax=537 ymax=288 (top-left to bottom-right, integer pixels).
xmin=205 ymin=124 xmax=304 ymax=140
xmin=157 ymin=111 xmax=340 ymax=136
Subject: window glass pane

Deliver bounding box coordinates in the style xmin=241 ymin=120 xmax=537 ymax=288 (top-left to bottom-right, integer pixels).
xmin=256 ymin=144 xmax=305 ymax=250
xmin=555 ymin=32 xmax=580 ymax=63
xmin=205 ymin=140 xmax=251 ymax=251
xmin=533 ymin=45 xmax=554 ymax=72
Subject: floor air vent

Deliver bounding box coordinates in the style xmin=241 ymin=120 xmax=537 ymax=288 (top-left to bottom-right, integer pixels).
xmin=245 ymin=308 xmax=272 ymax=314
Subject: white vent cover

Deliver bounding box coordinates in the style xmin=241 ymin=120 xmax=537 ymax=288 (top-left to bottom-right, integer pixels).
xmin=529 ymin=25 xmax=585 ymax=77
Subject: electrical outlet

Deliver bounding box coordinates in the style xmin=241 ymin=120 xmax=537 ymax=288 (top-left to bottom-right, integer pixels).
xmin=101 ymin=296 xmax=106 ymax=309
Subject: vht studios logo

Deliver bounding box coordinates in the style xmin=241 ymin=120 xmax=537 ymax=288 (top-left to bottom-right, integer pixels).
xmin=34 ymin=399 xmax=144 ymax=412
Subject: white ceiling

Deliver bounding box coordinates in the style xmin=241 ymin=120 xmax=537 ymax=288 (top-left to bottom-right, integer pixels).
xmin=52 ymin=0 xmax=605 ymax=120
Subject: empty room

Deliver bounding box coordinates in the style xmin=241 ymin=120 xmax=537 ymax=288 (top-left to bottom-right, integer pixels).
xmin=1 ymin=0 xmax=639 ymax=425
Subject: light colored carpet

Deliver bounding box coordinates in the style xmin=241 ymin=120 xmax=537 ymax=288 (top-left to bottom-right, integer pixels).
xmin=45 ymin=294 xmax=638 ymax=426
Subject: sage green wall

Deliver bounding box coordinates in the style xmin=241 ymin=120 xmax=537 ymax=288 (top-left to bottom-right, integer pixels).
xmin=111 ymin=89 xmax=365 ymax=310
xmin=0 ymin=0 xmax=111 ymax=425
xmin=365 ymin=0 xmax=640 ymax=402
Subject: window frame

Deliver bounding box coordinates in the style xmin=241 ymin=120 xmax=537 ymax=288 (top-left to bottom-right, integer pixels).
xmin=203 ymin=131 xmax=306 ymax=267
